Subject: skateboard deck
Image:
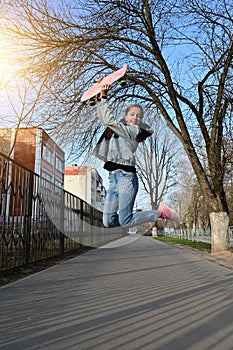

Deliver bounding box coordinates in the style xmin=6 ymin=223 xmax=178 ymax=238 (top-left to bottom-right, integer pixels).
xmin=81 ymin=64 xmax=127 ymax=102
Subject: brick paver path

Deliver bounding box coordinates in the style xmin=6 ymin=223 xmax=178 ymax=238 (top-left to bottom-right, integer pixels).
xmin=1 ymin=235 xmax=233 ymax=350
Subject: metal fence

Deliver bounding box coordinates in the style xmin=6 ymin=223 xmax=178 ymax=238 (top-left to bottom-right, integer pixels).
xmin=0 ymin=151 xmax=126 ymax=272
xmin=160 ymin=227 xmax=233 ymax=246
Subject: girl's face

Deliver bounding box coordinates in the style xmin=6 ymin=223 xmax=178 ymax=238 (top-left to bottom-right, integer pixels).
xmin=124 ymin=106 xmax=143 ymax=126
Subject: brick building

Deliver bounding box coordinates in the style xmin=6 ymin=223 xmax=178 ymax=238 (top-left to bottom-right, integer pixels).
xmin=0 ymin=128 xmax=65 ymax=218
xmin=0 ymin=127 xmax=65 ymax=187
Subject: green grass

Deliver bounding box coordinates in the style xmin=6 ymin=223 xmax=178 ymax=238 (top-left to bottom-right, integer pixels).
xmin=154 ymin=236 xmax=211 ymax=253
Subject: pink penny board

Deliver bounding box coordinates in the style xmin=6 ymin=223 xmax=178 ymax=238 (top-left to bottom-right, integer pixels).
xmin=81 ymin=64 xmax=127 ymax=102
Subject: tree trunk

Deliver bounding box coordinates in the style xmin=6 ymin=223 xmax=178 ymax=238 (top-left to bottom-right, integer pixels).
xmin=210 ymin=212 xmax=229 ymax=253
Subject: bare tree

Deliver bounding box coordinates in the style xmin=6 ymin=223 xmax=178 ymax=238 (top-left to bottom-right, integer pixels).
xmin=0 ymin=76 xmax=47 ymax=157
xmin=1 ymin=0 xmax=233 ymax=251
xmin=136 ymin=112 xmax=181 ymax=210
xmin=0 ymin=0 xmax=49 ymax=156
xmin=166 ymin=157 xmax=196 ymax=221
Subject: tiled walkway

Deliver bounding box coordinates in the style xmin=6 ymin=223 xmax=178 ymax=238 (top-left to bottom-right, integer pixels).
xmin=1 ymin=235 xmax=233 ymax=350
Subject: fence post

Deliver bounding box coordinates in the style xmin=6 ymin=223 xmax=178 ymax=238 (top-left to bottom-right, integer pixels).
xmin=80 ymin=200 xmax=84 ymax=247
xmin=59 ymin=188 xmax=65 ymax=256
xmin=23 ymin=171 xmax=33 ymax=265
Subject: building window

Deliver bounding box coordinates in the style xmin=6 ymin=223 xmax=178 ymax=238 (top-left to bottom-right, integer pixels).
xmin=55 ymin=155 xmax=64 ymax=173
xmin=42 ymin=143 xmax=53 ymax=164
xmin=41 ymin=171 xmax=53 ymax=189
xmin=55 ymin=178 xmax=63 ymax=189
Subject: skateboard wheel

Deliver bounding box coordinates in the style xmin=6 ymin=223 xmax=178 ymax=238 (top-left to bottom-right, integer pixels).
xmin=120 ymin=77 xmax=126 ymax=86
xmin=90 ymin=97 xmax=96 ymax=106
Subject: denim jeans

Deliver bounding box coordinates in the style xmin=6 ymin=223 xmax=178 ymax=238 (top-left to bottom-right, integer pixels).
xmin=103 ymin=169 xmax=158 ymax=228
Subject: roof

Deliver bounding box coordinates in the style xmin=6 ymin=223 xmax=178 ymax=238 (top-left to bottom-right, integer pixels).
xmin=65 ymin=166 xmax=87 ymax=175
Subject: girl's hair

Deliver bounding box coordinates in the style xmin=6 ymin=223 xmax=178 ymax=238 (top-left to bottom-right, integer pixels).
xmin=124 ymin=104 xmax=144 ymax=118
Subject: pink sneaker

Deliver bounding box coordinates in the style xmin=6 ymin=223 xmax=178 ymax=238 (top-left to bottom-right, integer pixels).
xmin=158 ymin=203 xmax=180 ymax=223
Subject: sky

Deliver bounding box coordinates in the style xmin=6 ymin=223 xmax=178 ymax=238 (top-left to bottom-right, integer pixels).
xmin=0 ymin=0 xmax=196 ymax=211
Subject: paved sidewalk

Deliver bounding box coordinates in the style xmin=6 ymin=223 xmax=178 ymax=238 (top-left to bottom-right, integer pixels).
xmin=1 ymin=235 xmax=233 ymax=350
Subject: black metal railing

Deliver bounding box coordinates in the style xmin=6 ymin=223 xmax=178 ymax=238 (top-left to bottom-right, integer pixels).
xmin=0 ymin=151 xmax=126 ymax=272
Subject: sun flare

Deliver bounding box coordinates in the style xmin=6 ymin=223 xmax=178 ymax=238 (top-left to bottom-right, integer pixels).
xmin=0 ymin=37 xmax=17 ymax=89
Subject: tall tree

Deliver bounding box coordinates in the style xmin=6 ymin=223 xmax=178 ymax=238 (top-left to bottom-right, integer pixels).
xmin=1 ymin=0 xmax=233 ymax=251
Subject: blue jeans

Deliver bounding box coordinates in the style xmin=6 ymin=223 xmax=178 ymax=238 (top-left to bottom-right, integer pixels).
xmin=103 ymin=169 xmax=158 ymax=228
